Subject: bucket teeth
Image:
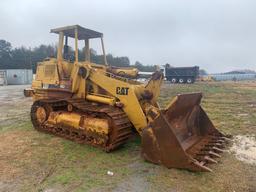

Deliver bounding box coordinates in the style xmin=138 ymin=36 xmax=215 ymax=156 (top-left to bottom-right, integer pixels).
xmin=203 ymin=146 xmax=224 ymax=153
xmin=196 ymin=155 xmax=218 ymax=164
xmin=206 ymin=143 xmax=225 ymax=148
xmin=211 ymin=137 xmax=223 ymax=140
xmin=211 ymin=135 xmax=230 ymax=141
xmin=197 ymin=147 xmax=222 ymax=157
xmin=212 ymin=136 xmax=231 ymax=143
xmin=221 ymin=136 xmax=232 ymax=142
xmin=192 ymin=161 xmax=213 ymax=172
xmin=209 ymin=151 xmax=221 ymax=158
xmin=211 ymin=139 xmax=225 ymax=143
xmin=204 ymin=156 xmax=218 ymax=164
xmin=212 ymin=146 xmax=225 ymax=153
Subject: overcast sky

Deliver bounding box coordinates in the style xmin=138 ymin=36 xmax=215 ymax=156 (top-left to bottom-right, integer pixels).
xmin=1 ymin=0 xmax=256 ymax=73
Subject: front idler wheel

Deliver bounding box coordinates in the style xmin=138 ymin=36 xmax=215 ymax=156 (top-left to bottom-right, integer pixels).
xmin=31 ymin=101 xmax=50 ymax=130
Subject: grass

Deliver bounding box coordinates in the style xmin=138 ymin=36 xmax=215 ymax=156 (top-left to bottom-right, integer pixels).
xmin=27 ymin=134 xmax=141 ymax=191
xmin=160 ymin=82 xmax=256 ymax=135
xmin=1 ymin=81 xmax=256 ymax=192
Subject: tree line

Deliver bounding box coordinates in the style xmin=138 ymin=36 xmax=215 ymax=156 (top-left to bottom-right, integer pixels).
xmin=0 ymin=39 xmax=155 ymax=73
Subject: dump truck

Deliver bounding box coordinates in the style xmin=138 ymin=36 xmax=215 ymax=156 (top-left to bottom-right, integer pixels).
xmin=165 ymin=64 xmax=199 ymax=83
xmin=26 ymin=25 xmax=229 ymax=172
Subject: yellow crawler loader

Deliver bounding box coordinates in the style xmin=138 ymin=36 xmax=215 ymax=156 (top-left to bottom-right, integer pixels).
xmin=26 ymin=25 xmax=229 ymax=172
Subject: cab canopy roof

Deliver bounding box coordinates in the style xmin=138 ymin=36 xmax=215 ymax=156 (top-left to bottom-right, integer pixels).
xmin=50 ymin=25 xmax=103 ymax=40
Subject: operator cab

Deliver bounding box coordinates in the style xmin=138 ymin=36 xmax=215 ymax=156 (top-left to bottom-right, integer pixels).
xmin=30 ymin=25 xmax=108 ymax=92
xmin=51 ymin=25 xmax=107 ymax=65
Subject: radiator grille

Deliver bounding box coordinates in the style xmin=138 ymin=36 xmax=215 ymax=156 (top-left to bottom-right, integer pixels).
xmin=44 ymin=65 xmax=55 ymax=77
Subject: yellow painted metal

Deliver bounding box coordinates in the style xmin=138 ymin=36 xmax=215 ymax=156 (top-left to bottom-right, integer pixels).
xmin=89 ymin=69 xmax=148 ymax=133
xmin=36 ymin=61 xmax=59 ymax=84
xmin=31 ymin=80 xmax=42 ymax=89
xmin=57 ymin=32 xmax=65 ymax=79
xmin=108 ymin=67 xmax=139 ymax=78
xmin=29 ymin=25 xmax=164 ymax=134
xmin=47 ymin=111 xmax=109 ymax=134
xmin=81 ymin=117 xmax=109 ymax=134
xmin=32 ymin=58 xmax=73 ymax=88
xmin=141 ymin=102 xmax=160 ymax=123
xmin=75 ymin=28 xmax=79 ymax=63
xmin=58 ymin=112 xmax=81 ymax=128
xmin=86 ymin=94 xmax=116 ymax=105
xmin=61 ymin=60 xmax=73 ymax=78
xmin=144 ymin=72 xmax=164 ymax=103
xmin=101 ymin=36 xmax=108 ymax=65
xmin=77 ymin=76 xmax=86 ymax=98
xmin=57 ymin=32 xmax=64 ymax=62
xmin=71 ymin=63 xmax=88 ymax=95
xmin=36 ymin=107 xmax=47 ymax=123
xmin=31 ymin=59 xmax=160 ymax=133
xmin=84 ymin=39 xmax=90 ymax=62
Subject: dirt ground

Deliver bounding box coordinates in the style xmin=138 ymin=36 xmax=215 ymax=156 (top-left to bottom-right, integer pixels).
xmin=0 ymin=82 xmax=256 ymax=192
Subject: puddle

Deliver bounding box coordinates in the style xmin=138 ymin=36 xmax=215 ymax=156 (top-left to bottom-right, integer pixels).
xmin=230 ymin=135 xmax=256 ymax=165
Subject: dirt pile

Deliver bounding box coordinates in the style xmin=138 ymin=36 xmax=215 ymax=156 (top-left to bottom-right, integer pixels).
xmin=230 ymin=135 xmax=256 ymax=165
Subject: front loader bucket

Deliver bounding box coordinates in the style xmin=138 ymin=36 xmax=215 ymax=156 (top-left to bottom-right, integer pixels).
xmin=141 ymin=93 xmax=230 ymax=172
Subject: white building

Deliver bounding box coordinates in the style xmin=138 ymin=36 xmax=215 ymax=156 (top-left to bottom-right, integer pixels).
xmin=0 ymin=69 xmax=33 ymax=85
